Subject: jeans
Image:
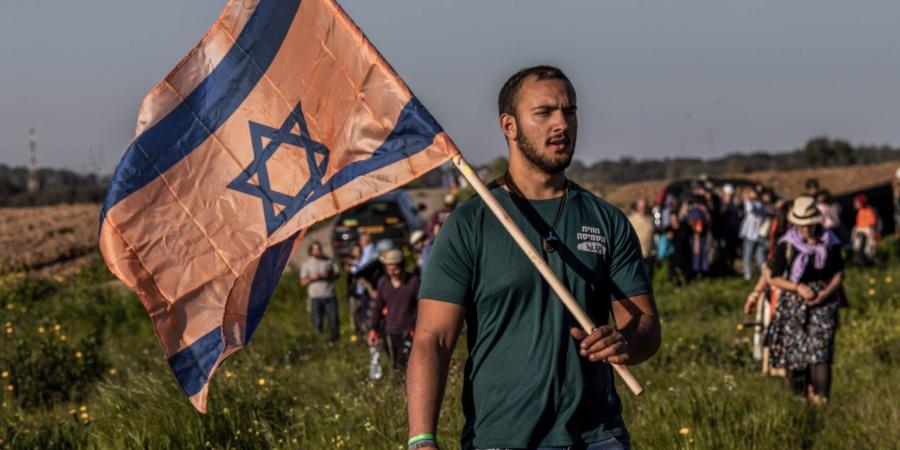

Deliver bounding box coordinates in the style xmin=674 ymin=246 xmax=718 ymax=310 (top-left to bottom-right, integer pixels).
xmin=742 ymin=239 xmax=767 ymax=280
xmin=310 ymin=296 xmax=339 ymax=342
xmin=480 ymin=436 xmax=630 ymax=450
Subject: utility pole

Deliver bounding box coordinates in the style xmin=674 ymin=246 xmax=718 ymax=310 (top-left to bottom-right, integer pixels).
xmin=27 ymin=127 xmax=39 ymax=194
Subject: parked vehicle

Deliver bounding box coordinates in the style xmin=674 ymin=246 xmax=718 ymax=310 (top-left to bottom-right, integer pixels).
xmin=330 ymin=190 xmax=425 ymax=259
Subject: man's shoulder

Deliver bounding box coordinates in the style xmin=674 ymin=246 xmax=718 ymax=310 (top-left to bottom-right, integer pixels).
xmin=443 ymin=190 xmax=491 ymax=225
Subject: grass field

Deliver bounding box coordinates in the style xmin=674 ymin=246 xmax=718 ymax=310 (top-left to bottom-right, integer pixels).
xmin=1 ymin=242 xmax=899 ymax=450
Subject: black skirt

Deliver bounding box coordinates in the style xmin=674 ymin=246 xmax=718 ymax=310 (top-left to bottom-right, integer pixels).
xmin=765 ymin=280 xmax=838 ymax=371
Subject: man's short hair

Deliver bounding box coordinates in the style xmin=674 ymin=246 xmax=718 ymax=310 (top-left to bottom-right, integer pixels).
xmin=308 ymin=241 xmax=322 ymax=255
xmin=498 ymin=65 xmax=573 ymax=117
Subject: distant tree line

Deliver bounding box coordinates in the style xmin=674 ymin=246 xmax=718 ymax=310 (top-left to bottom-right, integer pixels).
xmin=0 ymin=165 xmax=108 ymax=207
xmin=565 ymin=137 xmax=900 ymax=187
xmin=2 ymin=137 xmax=898 ymax=207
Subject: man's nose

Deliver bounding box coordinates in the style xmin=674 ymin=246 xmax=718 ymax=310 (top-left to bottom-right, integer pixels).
xmin=550 ymin=110 xmax=569 ymax=133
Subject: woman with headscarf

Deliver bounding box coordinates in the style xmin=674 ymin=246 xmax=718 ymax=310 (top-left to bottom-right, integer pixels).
xmin=765 ymin=196 xmax=844 ymax=405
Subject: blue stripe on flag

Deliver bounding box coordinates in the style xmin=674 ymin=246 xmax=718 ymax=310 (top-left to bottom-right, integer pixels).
xmin=246 ymin=231 xmax=301 ymax=341
xmin=306 ymin=97 xmax=442 ymax=206
xmin=100 ymin=0 xmax=302 ymax=227
xmin=169 ymin=327 xmax=224 ymax=397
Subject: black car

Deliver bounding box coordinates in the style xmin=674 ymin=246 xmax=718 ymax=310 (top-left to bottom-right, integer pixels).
xmin=331 ymin=190 xmax=425 ymax=259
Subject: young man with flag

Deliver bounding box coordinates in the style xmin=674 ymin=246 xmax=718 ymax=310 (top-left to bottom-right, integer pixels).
xmin=407 ymin=66 xmax=662 ymax=450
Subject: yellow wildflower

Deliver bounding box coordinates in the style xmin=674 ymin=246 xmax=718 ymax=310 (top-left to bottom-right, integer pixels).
xmin=53 ymin=324 xmax=61 ymax=332
xmin=257 ymin=378 xmax=267 ymax=386
xmin=350 ymin=334 xmax=358 ymax=343
xmin=886 ymin=276 xmax=893 ymax=284
xmin=37 ymin=326 xmax=45 ymax=334
xmin=0 ymin=371 xmax=7 ymax=379
xmin=224 ymin=370 xmax=234 ymax=379
xmin=75 ymin=352 xmax=83 ymax=359
xmin=80 ymin=412 xmax=90 ymax=421
xmin=79 ymin=405 xmax=87 ymax=412
xmin=868 ymin=277 xmax=876 ymax=285
xmin=736 ymin=324 xmax=744 ymax=331
xmin=679 ymin=427 xmax=690 ymax=435
xmin=108 ymin=368 xmax=118 ymax=376
xmin=868 ymin=288 xmax=876 ymax=296
xmin=6 ymin=385 xmax=13 ymax=392
xmin=5 ymin=304 xmax=13 ymax=311
xmin=59 ymin=334 xmax=67 ymax=342
xmin=4 ymin=328 xmax=12 ymax=335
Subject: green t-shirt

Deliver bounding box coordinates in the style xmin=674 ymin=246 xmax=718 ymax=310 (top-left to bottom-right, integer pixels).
xmin=419 ymin=182 xmax=652 ymax=449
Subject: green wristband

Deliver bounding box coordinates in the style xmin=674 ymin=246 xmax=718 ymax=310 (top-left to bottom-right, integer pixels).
xmin=408 ymin=434 xmax=435 ymax=446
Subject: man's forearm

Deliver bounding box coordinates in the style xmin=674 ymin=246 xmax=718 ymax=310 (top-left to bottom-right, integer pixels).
xmin=407 ymin=333 xmax=453 ymax=442
xmin=619 ymin=314 xmax=661 ymax=365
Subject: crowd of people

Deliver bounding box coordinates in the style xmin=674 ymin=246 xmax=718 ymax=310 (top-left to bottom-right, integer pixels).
xmin=623 ymin=175 xmax=899 ymax=405
xmin=626 ymin=176 xmax=887 ymax=287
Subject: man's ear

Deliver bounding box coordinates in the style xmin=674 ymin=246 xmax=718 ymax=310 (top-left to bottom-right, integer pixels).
xmin=499 ymin=113 xmax=517 ymax=142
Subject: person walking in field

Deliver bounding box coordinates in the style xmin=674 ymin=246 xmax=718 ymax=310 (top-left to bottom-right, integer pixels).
xmin=407 ymin=65 xmax=660 ymax=450
xmin=361 ymin=248 xmax=420 ymax=370
xmin=851 ymin=194 xmax=880 ymax=266
xmin=627 ymin=198 xmax=655 ymax=280
xmin=739 ymin=188 xmax=769 ymax=280
xmin=765 ymin=196 xmax=844 ymax=405
xmin=300 ymin=241 xmax=341 ymax=343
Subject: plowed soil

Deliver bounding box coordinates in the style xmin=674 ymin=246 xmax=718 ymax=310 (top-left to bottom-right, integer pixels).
xmin=0 ymin=203 xmax=100 ymax=276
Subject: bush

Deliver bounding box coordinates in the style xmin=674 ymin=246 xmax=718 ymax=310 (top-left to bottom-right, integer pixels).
xmin=2 ymin=328 xmax=107 ymax=409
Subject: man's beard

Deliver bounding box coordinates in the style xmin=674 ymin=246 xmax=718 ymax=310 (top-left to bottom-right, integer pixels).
xmin=516 ymin=130 xmax=574 ymax=175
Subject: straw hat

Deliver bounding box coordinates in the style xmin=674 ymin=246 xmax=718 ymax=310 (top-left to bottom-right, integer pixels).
xmin=788 ymin=196 xmax=822 ymax=226
xmin=409 ymin=230 xmax=426 ymax=246
xmin=378 ymin=248 xmax=404 ymax=265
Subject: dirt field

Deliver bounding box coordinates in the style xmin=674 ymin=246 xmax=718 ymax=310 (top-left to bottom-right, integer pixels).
xmin=0 ymin=203 xmax=100 ymax=276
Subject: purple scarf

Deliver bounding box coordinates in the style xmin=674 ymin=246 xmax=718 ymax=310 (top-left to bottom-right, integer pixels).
xmin=778 ymin=227 xmax=840 ymax=283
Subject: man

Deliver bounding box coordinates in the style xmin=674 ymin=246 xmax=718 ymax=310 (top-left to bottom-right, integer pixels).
xmin=362 ymin=248 xmax=421 ymax=370
xmin=410 ymin=229 xmax=427 ymax=274
xmin=299 ymin=241 xmax=340 ymax=342
xmin=718 ymin=183 xmax=742 ymax=274
xmin=426 ymin=193 xmax=458 ymax=239
xmin=805 ymin=178 xmax=821 ymax=198
xmin=626 ymin=199 xmax=655 ymax=280
xmin=407 ymin=66 xmax=661 ymax=450
xmin=851 ymin=194 xmax=879 ymax=266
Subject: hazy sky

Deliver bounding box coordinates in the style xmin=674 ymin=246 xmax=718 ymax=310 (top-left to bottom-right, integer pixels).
xmin=1 ymin=0 xmax=899 ymax=174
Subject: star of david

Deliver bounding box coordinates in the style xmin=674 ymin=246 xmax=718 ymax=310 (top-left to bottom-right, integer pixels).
xmin=228 ymin=100 xmax=330 ymax=236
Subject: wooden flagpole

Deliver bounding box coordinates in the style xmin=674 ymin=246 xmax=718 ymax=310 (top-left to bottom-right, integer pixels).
xmin=451 ymin=155 xmax=644 ymax=396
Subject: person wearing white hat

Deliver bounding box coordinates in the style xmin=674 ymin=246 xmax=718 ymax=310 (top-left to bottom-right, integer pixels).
xmin=425 ymin=193 xmax=458 ymax=239
xmin=765 ymin=196 xmax=844 ymax=405
xmin=360 ymin=248 xmax=420 ymax=370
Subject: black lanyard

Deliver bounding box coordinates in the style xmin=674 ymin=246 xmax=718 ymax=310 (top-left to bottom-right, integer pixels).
xmin=503 ymin=172 xmax=568 ymax=253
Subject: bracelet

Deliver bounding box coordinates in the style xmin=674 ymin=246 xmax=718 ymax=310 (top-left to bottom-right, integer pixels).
xmin=409 ymin=440 xmax=438 ymax=450
xmin=408 ymin=434 xmax=435 ymax=446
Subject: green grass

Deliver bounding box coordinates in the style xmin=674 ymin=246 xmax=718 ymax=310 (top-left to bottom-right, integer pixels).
xmin=1 ymin=242 xmax=899 ymax=449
